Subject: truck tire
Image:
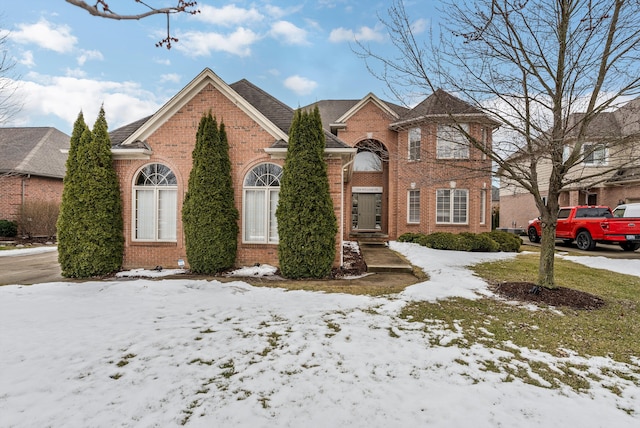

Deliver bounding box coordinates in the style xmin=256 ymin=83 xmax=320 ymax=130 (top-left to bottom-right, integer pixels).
xmin=528 ymin=227 xmax=540 ymax=243
xmin=576 ymin=230 xmax=596 ymax=250
xmin=620 ymin=242 xmax=640 ymax=252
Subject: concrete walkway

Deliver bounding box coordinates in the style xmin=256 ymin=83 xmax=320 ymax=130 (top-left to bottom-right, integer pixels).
xmin=358 ymin=243 xmax=413 ymax=273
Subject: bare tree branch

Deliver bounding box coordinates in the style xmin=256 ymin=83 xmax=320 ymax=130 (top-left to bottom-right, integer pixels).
xmin=65 ymin=0 xmax=199 ymax=49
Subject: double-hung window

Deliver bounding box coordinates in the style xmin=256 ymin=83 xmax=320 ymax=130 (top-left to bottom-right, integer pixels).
xmin=436 ymin=189 xmax=468 ymax=224
xmin=437 ymin=124 xmax=469 ymax=159
xmin=409 ymin=127 xmax=421 ymax=161
xmin=133 ymin=163 xmax=177 ymax=241
xmin=243 ymin=163 xmax=282 ymax=243
xmin=583 ymin=143 xmax=607 ymax=166
xmin=408 ymin=190 xmax=420 ymax=223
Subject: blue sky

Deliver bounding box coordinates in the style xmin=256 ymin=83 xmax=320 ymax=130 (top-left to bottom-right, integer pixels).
xmin=0 ymin=0 xmax=437 ymax=135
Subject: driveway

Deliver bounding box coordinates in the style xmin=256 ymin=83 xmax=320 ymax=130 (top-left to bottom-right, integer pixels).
xmin=0 ymin=249 xmax=63 ymax=286
xmin=523 ymin=240 xmax=640 ymax=259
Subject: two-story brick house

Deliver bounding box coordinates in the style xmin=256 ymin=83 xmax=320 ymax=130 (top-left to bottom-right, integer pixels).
xmin=110 ymin=68 xmax=496 ymax=270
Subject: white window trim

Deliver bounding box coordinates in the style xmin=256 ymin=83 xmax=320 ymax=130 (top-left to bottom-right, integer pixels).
xmin=408 ymin=127 xmax=421 ymax=161
xmin=480 ymin=189 xmax=487 ymax=225
xmin=436 ymin=124 xmax=470 ymax=159
xmin=407 ymin=189 xmax=420 ymax=224
xmin=436 ymin=188 xmax=469 ymax=225
xmin=582 ymin=143 xmax=608 ymax=167
xmin=242 ymin=163 xmax=281 ymax=244
xmin=132 ymin=164 xmax=178 ymax=242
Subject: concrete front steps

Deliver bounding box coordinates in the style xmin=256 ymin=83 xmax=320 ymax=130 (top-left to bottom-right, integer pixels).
xmin=355 ymin=238 xmax=414 ymax=274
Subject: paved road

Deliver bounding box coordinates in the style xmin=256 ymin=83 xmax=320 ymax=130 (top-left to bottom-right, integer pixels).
xmin=0 ymin=250 xmax=63 ymax=286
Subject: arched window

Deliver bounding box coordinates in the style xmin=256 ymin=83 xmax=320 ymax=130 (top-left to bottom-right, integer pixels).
xmin=354 ymin=140 xmax=387 ymax=172
xmin=133 ymin=163 xmax=177 ymax=241
xmin=243 ymin=163 xmax=282 ymax=243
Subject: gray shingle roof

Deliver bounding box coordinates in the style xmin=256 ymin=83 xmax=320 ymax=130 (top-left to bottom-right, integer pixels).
xmin=397 ymin=88 xmax=484 ymax=123
xmin=110 ymin=115 xmax=152 ymax=147
xmin=110 ymin=77 xmax=352 ymax=151
xmin=303 ymin=99 xmax=409 ymax=130
xmin=0 ymin=127 xmax=70 ymax=178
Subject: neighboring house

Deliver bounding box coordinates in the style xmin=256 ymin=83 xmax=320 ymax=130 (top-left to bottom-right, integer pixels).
xmin=110 ymin=68 xmax=496 ymax=270
xmin=500 ymin=98 xmax=640 ymax=229
xmin=0 ymin=127 xmax=70 ymax=231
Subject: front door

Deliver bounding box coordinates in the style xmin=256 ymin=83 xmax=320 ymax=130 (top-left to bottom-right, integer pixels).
xmin=352 ymin=193 xmax=381 ymax=231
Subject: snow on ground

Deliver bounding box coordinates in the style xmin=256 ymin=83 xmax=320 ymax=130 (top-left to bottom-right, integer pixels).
xmin=560 ymin=254 xmax=640 ymax=278
xmin=1 ymin=244 xmax=640 ymax=427
xmin=0 ymin=245 xmax=57 ymax=257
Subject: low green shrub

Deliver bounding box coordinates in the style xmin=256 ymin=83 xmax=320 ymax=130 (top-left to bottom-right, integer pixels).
xmin=397 ymin=230 xmax=521 ymax=253
xmin=484 ymin=230 xmax=522 ymax=252
xmin=0 ymin=219 xmax=18 ymax=237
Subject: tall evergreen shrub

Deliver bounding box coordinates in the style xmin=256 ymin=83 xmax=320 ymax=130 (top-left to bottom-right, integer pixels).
xmin=57 ymin=108 xmax=124 ymax=277
xmin=182 ymin=112 xmax=239 ymax=273
xmin=276 ymin=107 xmax=337 ymax=278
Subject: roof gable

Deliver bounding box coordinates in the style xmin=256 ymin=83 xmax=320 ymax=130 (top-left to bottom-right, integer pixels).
xmin=336 ymin=93 xmax=401 ymax=124
xmin=117 ymin=68 xmax=289 ymax=147
xmin=0 ymin=127 xmax=70 ymax=178
xmin=391 ymin=89 xmax=496 ymax=128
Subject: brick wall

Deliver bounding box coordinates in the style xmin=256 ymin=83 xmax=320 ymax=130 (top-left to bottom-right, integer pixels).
xmin=115 ymin=83 xmax=345 ymax=270
xmin=0 ymin=174 xmax=63 ymax=224
xmin=336 ymin=101 xmax=493 ymax=239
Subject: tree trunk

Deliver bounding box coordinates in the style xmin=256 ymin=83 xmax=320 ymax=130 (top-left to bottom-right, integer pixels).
xmin=538 ymin=219 xmax=557 ymax=288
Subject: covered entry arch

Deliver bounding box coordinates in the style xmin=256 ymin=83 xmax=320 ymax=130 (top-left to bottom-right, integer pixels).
xmin=350 ymin=139 xmax=389 ymax=233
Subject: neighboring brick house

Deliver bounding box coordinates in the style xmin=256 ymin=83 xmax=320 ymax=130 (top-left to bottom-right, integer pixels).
xmin=0 ymin=127 xmax=70 ymax=233
xmin=110 ymin=68 xmax=496 ymax=270
xmin=500 ymin=98 xmax=640 ymax=230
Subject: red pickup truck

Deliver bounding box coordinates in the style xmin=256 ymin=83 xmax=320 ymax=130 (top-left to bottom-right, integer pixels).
xmin=527 ymin=205 xmax=640 ymax=251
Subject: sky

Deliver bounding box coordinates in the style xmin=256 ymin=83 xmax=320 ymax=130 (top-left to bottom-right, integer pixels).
xmin=1 ymin=243 xmax=640 ymax=426
xmin=0 ymin=0 xmax=436 ymax=135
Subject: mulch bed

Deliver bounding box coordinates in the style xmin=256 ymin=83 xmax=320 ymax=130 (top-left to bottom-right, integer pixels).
xmin=331 ymin=245 xmax=368 ymax=278
xmin=491 ymin=282 xmax=605 ymax=310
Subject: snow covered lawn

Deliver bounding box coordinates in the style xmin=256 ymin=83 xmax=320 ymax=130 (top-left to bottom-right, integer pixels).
xmin=1 ymin=244 xmax=639 ymax=427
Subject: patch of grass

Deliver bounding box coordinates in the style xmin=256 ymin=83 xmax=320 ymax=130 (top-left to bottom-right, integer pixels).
xmin=400 ymin=252 xmax=640 ymax=391
xmin=109 ymin=373 xmax=123 ymax=380
xmin=220 ymin=359 xmax=236 ymax=378
xmin=325 ymin=321 xmax=341 ymax=337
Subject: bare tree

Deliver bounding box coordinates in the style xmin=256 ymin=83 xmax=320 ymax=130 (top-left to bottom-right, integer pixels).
xmin=65 ymin=0 xmax=199 ymax=49
xmin=0 ymin=26 xmax=19 ymax=126
xmin=358 ymin=0 xmax=640 ymax=290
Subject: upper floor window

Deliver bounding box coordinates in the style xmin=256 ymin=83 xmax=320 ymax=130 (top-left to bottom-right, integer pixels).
xmin=409 ymin=127 xmax=421 ymax=161
xmin=583 ymin=143 xmax=607 ymax=166
xmin=354 ymin=151 xmax=383 ymax=172
xmin=133 ymin=163 xmax=177 ymax=241
xmin=437 ymin=124 xmax=469 ymax=159
xmin=243 ymin=163 xmax=282 ymax=243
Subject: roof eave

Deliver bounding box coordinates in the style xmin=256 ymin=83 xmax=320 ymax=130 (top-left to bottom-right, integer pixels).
xmin=111 ymin=148 xmax=153 ymax=160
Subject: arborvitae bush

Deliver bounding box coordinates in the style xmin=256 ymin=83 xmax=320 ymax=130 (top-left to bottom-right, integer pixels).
xmin=276 ymin=107 xmax=337 ymax=278
xmin=182 ymin=112 xmax=238 ymax=274
xmin=57 ymin=109 xmax=124 ymax=277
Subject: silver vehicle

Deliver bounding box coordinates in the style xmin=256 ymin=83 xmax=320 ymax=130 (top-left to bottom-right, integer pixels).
xmin=612 ymin=203 xmax=640 ymax=218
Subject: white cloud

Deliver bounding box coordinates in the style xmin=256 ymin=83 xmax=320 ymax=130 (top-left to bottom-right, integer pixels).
xmin=11 ymin=72 xmax=161 ymax=131
xmin=411 ymin=18 xmax=429 ymax=34
xmin=10 ymin=18 xmax=77 ymax=53
xmin=329 ymin=26 xmax=384 ymax=43
xmin=159 ymin=73 xmax=181 ymax=84
xmin=265 ymin=4 xmax=303 ymax=19
xmin=153 ymin=58 xmax=171 ymax=66
xmin=77 ymin=49 xmax=104 ymax=66
xmin=65 ymin=68 xmax=87 ymax=78
xmin=284 ymin=75 xmax=318 ymax=96
xmin=18 ymin=51 xmax=35 ymax=67
xmin=195 ymin=4 xmax=263 ymax=26
xmin=270 ymin=21 xmax=309 ymax=45
xmin=174 ymin=27 xmax=260 ymax=57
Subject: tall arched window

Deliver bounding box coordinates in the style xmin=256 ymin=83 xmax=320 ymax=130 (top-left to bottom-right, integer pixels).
xmin=243 ymin=163 xmax=282 ymax=243
xmin=133 ymin=163 xmax=177 ymax=241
